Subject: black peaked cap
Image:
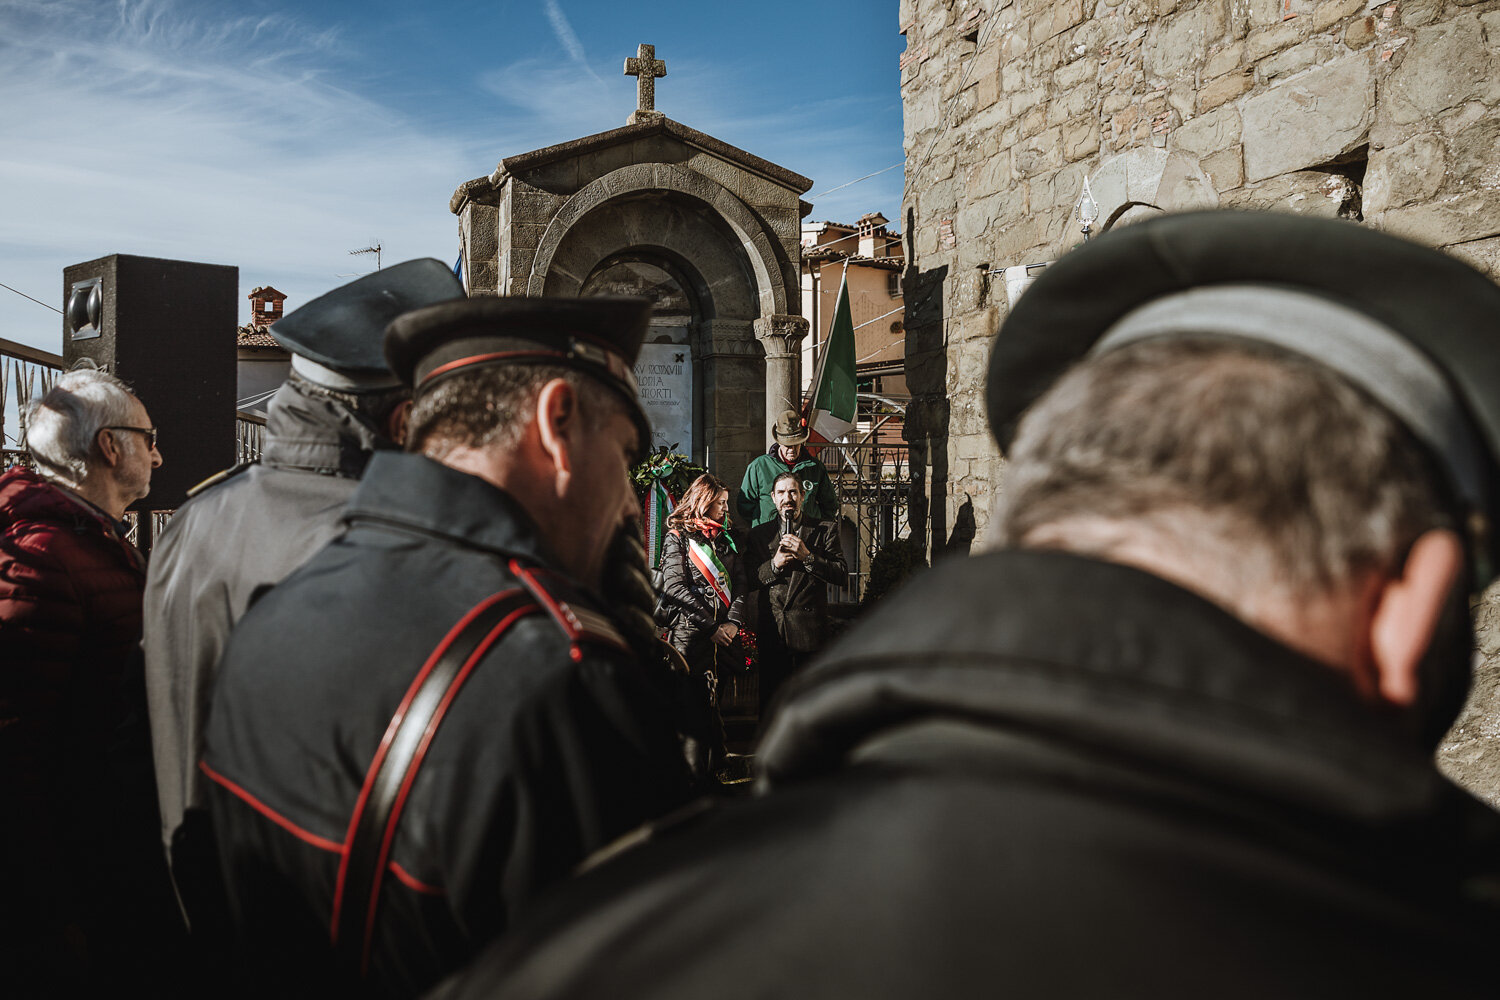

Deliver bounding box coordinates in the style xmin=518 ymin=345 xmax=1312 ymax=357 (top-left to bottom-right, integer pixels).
xmin=271 ymin=258 xmax=466 ymax=376
xmin=385 ymin=294 xmax=653 ymax=451
xmin=987 ymin=209 xmax=1500 ymax=581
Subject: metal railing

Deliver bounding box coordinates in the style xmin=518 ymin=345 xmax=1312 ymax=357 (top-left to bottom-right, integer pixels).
xmin=236 ymin=412 xmax=266 ymax=464
xmin=1 ymin=338 xmax=63 ymax=468
xmin=810 ymin=393 xmax=912 ymax=603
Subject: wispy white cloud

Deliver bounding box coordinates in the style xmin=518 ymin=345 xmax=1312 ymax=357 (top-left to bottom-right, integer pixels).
xmin=0 ymin=0 xmax=903 ymax=353
xmin=542 ymin=0 xmax=602 ymax=83
xmin=0 ymin=0 xmax=485 ymax=350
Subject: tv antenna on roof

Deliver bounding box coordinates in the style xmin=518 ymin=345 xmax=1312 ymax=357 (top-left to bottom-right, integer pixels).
xmin=348 ymin=241 xmax=382 ymax=272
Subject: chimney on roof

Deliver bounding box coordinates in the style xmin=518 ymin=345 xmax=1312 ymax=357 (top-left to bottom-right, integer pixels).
xmin=248 ymin=285 xmax=287 ymax=328
xmin=857 ymin=212 xmax=889 ymax=258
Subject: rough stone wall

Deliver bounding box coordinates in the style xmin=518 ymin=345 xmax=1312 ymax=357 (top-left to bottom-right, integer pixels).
xmin=898 ymin=0 xmax=1500 ymax=800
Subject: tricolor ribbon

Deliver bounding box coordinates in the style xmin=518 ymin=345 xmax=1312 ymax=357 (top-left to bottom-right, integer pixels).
xmin=644 ymin=478 xmax=675 ymax=569
xmin=687 ymin=535 xmax=733 ymax=608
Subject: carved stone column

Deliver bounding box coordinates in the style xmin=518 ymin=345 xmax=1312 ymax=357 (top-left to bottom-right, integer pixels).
xmin=753 ymin=313 xmax=810 ymax=444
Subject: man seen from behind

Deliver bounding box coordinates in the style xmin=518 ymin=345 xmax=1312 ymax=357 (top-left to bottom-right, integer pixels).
xmin=143 ymin=259 xmax=464 ymax=932
xmin=202 ymin=296 xmax=693 ymax=998
xmin=433 ymin=212 xmax=1500 ymax=1000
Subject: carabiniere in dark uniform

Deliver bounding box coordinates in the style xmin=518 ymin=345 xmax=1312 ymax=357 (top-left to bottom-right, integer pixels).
xmin=201 ymin=297 xmax=693 ymax=998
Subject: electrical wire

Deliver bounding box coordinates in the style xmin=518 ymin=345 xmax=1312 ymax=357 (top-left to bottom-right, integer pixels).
xmin=908 ymin=9 xmax=1005 ymax=181
xmin=0 ymin=281 xmax=63 ymax=314
xmin=800 ymin=10 xmax=1005 ymax=242
xmin=235 ymin=386 xmax=279 ymax=409
xmin=803 ymin=226 xmax=904 ymax=254
xmin=805 ymin=162 xmax=904 ymax=201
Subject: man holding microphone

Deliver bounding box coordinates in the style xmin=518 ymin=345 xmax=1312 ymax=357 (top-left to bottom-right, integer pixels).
xmin=748 ymin=472 xmax=846 ymax=718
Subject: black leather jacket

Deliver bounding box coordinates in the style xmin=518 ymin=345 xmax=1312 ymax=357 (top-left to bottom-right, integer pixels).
xmin=658 ymin=526 xmax=748 ymax=669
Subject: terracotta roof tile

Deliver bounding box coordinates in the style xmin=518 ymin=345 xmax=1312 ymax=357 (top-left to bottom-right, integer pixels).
xmin=237 ymin=325 xmax=281 ymax=348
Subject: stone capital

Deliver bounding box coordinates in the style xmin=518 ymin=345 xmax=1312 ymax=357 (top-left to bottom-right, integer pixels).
xmin=752 ymin=314 xmax=810 ymax=358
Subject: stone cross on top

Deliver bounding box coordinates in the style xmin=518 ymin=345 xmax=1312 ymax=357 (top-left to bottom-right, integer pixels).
xmin=624 ymin=43 xmax=667 ymax=121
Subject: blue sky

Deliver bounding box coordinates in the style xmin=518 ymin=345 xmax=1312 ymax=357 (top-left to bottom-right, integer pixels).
xmin=0 ymin=0 xmax=903 ymax=352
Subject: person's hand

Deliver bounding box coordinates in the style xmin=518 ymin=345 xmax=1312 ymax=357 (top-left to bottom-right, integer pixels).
xmin=772 ymin=545 xmax=796 ymax=570
xmin=712 ymin=622 xmax=739 ymax=646
xmin=780 ymin=534 xmax=811 ymax=561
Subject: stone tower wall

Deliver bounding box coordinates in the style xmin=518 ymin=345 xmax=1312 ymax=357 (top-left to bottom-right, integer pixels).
xmin=899 ymin=0 xmax=1500 ymax=799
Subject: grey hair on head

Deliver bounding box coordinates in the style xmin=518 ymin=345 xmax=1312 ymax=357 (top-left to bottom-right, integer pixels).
xmin=996 ymin=336 xmax=1453 ymax=602
xmin=24 ymin=367 xmax=139 ymax=488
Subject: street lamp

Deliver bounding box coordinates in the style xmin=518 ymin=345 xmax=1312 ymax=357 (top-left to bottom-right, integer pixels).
xmin=1077 ymin=176 xmax=1100 ymax=242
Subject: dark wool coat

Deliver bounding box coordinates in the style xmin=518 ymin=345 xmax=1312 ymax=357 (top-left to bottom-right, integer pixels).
xmin=657 ymin=526 xmax=748 ymax=672
xmin=0 ymin=466 xmax=177 ymax=993
xmin=431 ymin=550 xmax=1500 ymax=1000
xmin=747 ymin=516 xmax=846 ymax=653
xmin=144 ymin=378 xmax=397 ymax=854
xmin=203 ymin=452 xmax=694 ymax=999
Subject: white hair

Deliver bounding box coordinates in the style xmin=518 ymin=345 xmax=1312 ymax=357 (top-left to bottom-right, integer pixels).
xmin=996 ymin=337 xmax=1452 ymax=603
xmin=24 ymin=368 xmax=139 ymax=487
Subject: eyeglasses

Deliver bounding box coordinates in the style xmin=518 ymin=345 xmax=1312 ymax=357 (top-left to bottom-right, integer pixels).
xmin=106 ymin=425 xmax=158 ymax=450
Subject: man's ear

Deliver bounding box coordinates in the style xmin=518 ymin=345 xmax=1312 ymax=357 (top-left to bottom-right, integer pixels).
xmin=1368 ymin=529 xmax=1465 ymax=706
xmin=95 ymin=427 xmax=122 ymax=469
xmin=386 ymin=399 xmax=413 ymax=447
xmin=533 ymin=379 xmax=577 ymax=495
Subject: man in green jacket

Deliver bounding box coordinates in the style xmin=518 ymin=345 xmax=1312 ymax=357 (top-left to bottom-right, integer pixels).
xmin=736 ymin=409 xmax=840 ymax=528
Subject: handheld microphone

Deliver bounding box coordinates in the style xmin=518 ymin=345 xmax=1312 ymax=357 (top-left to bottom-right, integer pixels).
xmin=780 ymin=512 xmax=792 ymax=538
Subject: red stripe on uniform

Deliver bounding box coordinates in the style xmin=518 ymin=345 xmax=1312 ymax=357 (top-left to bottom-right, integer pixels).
xmin=387 ymin=861 xmax=446 ymax=897
xmin=422 ymin=350 xmax=568 ymax=384
xmin=199 ymin=760 xmax=344 ymax=855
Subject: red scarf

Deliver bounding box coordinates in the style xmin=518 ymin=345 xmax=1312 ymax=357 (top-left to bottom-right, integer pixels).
xmin=683 ymin=517 xmax=723 ymax=539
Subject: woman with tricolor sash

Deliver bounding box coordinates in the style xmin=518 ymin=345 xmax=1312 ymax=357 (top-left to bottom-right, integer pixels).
xmin=658 ymin=474 xmax=748 ymax=779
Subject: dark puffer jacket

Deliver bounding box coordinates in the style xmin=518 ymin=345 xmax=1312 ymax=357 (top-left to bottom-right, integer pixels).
xmin=657 ymin=526 xmax=748 ymax=672
xmin=0 ymin=466 xmax=174 ymax=991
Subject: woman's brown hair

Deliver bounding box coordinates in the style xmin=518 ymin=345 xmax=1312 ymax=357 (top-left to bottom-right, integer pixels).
xmin=667 ymin=473 xmax=729 ymax=529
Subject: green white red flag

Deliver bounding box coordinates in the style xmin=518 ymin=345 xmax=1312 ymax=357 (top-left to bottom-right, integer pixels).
xmin=808 ymin=265 xmax=858 ymax=441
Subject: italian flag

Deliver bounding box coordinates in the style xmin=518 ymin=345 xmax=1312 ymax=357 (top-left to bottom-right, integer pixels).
xmin=645 ymin=479 xmax=675 ymax=568
xmin=687 ymin=536 xmax=732 ymax=608
xmin=808 ymin=265 xmax=858 ymax=441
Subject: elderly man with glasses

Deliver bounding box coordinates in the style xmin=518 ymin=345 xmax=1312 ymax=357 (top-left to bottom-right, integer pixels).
xmin=0 ymin=366 xmax=181 ymax=995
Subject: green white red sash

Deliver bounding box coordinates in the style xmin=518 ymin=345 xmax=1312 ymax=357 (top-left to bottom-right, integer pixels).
xmin=687 ymin=536 xmax=732 ymax=608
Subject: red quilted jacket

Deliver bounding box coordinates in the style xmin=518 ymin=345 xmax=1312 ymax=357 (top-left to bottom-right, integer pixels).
xmin=0 ymin=466 xmax=153 ymax=958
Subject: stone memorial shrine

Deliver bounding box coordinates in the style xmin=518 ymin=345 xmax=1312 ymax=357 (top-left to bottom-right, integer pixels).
xmin=450 ymin=44 xmax=813 ymax=478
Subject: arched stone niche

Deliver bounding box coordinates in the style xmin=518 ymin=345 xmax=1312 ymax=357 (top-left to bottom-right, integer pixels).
xmin=531 ymin=169 xmax=777 ymax=474
xmin=527 ymin=163 xmax=786 ymax=315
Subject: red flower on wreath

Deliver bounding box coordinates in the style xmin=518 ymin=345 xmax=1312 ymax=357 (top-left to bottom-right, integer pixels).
xmin=736 ymin=627 xmax=759 ymax=670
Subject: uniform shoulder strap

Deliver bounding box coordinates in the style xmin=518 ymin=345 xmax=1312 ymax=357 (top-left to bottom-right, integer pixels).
xmin=332 ymin=587 xmax=541 ymax=977
xmin=186 ymin=461 xmax=255 ymax=498
xmin=510 ymin=559 xmax=630 ymax=657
